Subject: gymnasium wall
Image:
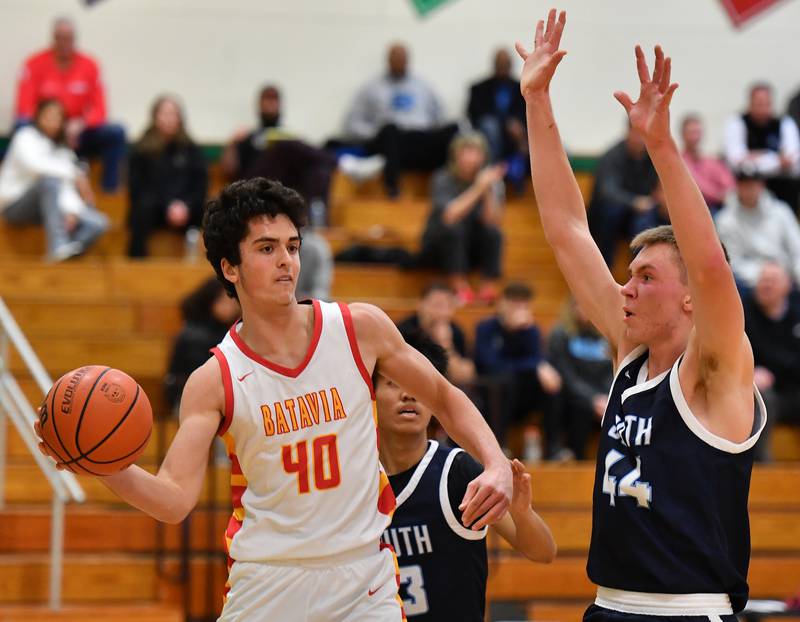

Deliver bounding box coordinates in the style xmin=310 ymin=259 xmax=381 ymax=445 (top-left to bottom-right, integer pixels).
xmin=1 ymin=0 xmax=799 ymax=154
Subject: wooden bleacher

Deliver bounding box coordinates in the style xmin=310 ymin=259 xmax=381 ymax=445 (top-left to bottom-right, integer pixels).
xmin=1 ymin=166 xmax=799 ymax=621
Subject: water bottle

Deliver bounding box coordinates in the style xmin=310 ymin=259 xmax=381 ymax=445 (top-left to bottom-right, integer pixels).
xmin=309 ymin=199 xmax=326 ymax=229
xmin=184 ymin=227 xmax=200 ymax=263
xmin=523 ymin=426 xmax=543 ymax=463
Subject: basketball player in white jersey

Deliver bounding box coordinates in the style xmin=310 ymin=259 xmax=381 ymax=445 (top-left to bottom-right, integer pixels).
xmin=37 ymin=177 xmax=512 ymax=621
xmin=516 ymin=10 xmax=764 ymax=621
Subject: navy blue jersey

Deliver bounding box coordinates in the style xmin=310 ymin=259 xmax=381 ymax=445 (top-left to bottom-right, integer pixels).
xmin=587 ymin=347 xmax=766 ymax=613
xmin=383 ymin=441 xmax=488 ymax=621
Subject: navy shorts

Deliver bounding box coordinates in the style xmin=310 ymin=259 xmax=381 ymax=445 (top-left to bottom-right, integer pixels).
xmin=584 ymin=604 xmax=739 ymax=622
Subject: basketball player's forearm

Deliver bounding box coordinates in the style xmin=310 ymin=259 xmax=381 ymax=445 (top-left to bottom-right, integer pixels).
xmin=436 ymin=386 xmax=506 ymax=468
xmin=525 ymin=92 xmax=588 ymax=241
xmin=509 ymin=507 xmax=557 ymax=563
xmin=647 ymin=140 xmax=728 ymax=272
xmin=102 ymin=465 xmax=192 ymax=524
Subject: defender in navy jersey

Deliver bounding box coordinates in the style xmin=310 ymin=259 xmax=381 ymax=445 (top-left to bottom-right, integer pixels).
xmin=376 ymin=330 xmax=555 ymax=621
xmin=517 ymin=10 xmax=765 ymax=620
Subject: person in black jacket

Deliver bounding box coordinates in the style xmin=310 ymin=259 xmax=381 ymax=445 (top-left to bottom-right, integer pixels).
xmin=127 ymin=95 xmax=208 ymax=257
xmin=587 ymin=124 xmax=659 ymax=266
xmin=163 ymin=278 xmax=240 ymax=413
xmin=467 ymin=49 xmax=527 ymax=162
xmin=548 ymin=298 xmax=613 ymax=459
xmin=743 ymin=262 xmax=800 ymax=461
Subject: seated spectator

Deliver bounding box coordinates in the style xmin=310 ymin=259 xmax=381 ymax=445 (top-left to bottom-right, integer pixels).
xmin=342 ymin=43 xmax=459 ymax=197
xmin=222 ymin=85 xmax=335 ymax=223
xmin=587 ymin=124 xmax=659 ymax=265
xmin=221 ymin=84 xmax=284 ymax=178
xmin=127 ymin=95 xmax=208 ymax=258
xmin=467 ymin=48 xmax=527 ymax=186
xmin=163 ymin=277 xmax=240 ymax=412
xmin=715 ymin=166 xmax=800 ymax=290
xmin=417 ymin=132 xmax=505 ymax=305
xmin=15 ymin=17 xmax=126 ymax=192
xmin=743 ymin=263 xmax=800 ymax=461
xmin=630 ymin=181 xmax=670 ymax=235
xmin=725 ymin=83 xmax=800 ymax=210
xmin=296 ymin=227 xmax=333 ymax=301
xmin=0 ymin=99 xmax=108 ymax=261
xmin=474 ymin=283 xmax=561 ymax=457
xmin=397 ymin=282 xmax=476 ymax=386
xmin=548 ymin=297 xmax=613 ymax=460
xmin=681 ymin=114 xmax=735 ymax=212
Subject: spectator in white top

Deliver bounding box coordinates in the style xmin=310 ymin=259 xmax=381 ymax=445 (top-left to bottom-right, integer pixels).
xmin=715 ymin=165 xmax=800 ymax=290
xmin=0 ymin=99 xmax=108 ymax=261
xmin=725 ymin=83 xmax=800 ymax=210
xmin=342 ymin=43 xmax=458 ymax=197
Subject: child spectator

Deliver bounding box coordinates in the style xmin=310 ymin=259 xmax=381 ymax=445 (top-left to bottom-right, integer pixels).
xmin=417 ymin=132 xmax=505 ymax=305
xmin=474 ymin=282 xmax=561 ymax=457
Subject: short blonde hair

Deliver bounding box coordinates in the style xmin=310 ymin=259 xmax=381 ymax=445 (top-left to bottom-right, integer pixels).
xmin=629 ymin=225 xmax=687 ymax=283
xmin=630 ymin=225 xmax=679 ymax=254
xmin=630 ymin=225 xmax=730 ymax=284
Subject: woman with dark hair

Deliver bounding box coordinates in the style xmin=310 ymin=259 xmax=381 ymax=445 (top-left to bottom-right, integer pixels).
xmin=127 ymin=95 xmax=208 ymax=257
xmin=0 ymin=98 xmax=108 ymax=260
xmin=163 ymin=277 xmax=240 ymax=412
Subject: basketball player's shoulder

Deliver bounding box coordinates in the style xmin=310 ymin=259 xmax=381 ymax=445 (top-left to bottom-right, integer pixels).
xmin=339 ymin=301 xmax=396 ymax=341
xmin=182 ymin=357 xmax=225 ymax=412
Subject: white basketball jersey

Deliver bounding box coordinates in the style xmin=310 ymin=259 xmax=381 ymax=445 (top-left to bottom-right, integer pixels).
xmin=211 ymin=300 xmax=395 ymax=567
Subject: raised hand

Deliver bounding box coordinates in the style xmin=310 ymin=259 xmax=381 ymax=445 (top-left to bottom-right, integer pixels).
xmin=515 ymin=9 xmax=567 ymax=99
xmin=614 ymin=45 xmax=679 ymax=147
xmin=510 ymin=459 xmax=532 ymax=515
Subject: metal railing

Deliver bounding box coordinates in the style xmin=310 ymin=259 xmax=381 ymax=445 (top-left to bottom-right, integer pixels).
xmin=0 ymin=296 xmax=85 ymax=609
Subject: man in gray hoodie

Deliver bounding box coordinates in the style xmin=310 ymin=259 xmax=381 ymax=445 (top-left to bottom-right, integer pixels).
xmin=715 ymin=166 xmax=800 ymax=291
xmin=343 ymin=43 xmax=458 ymax=197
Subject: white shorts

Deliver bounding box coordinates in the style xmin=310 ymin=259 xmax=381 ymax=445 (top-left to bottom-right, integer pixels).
xmin=219 ymin=543 xmax=405 ymax=622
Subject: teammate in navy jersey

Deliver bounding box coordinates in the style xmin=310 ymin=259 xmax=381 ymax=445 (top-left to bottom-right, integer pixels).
xmin=516 ymin=9 xmax=766 ymax=621
xmin=376 ymin=329 xmax=555 ymax=621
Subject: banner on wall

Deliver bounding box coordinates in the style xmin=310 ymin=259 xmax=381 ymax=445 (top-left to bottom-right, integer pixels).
xmin=719 ymin=0 xmax=784 ymax=26
xmin=410 ymin=0 xmax=457 ymax=17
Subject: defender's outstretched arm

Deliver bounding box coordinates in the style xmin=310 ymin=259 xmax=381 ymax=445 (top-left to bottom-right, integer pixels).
xmin=517 ymin=10 xmax=625 ymax=352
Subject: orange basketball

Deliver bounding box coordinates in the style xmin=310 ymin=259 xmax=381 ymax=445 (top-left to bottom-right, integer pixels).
xmin=38 ymin=366 xmax=153 ymax=476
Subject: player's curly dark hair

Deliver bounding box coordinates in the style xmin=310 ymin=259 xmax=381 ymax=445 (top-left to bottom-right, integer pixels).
xmin=202 ymin=177 xmax=308 ymax=299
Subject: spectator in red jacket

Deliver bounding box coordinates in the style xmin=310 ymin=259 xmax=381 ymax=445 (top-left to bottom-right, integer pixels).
xmin=14 ymin=17 xmax=126 ymax=192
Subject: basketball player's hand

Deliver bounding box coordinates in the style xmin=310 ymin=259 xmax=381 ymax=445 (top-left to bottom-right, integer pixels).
xmin=459 ymin=461 xmax=512 ymax=530
xmin=515 ymin=8 xmax=567 ymax=100
xmin=614 ymin=45 xmax=679 ymax=149
xmin=509 ymin=459 xmax=532 ymax=516
xmin=33 ymin=417 xmax=66 ymax=471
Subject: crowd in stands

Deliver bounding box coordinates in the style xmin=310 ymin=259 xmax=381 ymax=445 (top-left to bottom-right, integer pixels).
xmin=4 ymin=15 xmax=800 ymax=460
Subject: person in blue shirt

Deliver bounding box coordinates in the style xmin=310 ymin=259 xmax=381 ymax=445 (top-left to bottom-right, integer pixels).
xmin=548 ymin=297 xmax=613 ymax=459
xmin=474 ymin=282 xmax=562 ymax=456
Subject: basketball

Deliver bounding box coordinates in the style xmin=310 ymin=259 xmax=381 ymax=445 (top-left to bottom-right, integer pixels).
xmin=38 ymin=366 xmax=153 ymax=476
